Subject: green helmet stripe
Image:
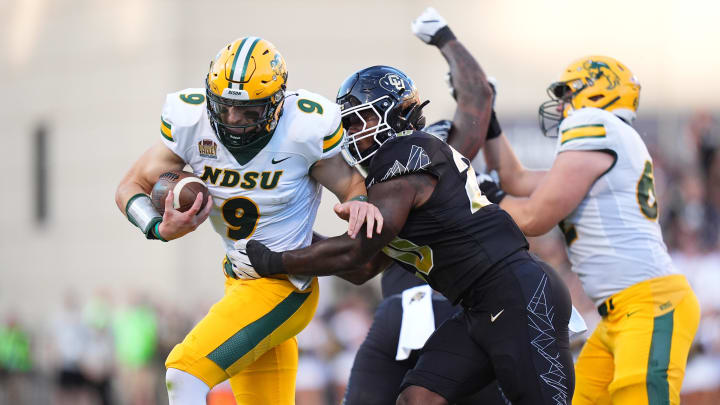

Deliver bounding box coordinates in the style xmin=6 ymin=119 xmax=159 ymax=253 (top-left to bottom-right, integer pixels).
xmin=228 ymin=37 xmax=248 ymax=90
xmin=237 ymin=38 xmax=260 ymax=91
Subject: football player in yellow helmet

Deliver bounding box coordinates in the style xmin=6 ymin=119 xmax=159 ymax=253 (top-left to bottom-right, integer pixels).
xmin=205 ymin=38 xmax=288 ymax=151
xmin=539 ymin=55 xmax=641 ymax=137
xmin=115 ymin=35 xmax=383 ymax=405
xmin=481 ymin=55 xmax=700 ymax=405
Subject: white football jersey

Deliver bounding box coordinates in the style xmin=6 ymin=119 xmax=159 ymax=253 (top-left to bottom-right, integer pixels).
xmin=159 ymin=88 xmax=345 ymax=289
xmin=556 ymin=107 xmax=676 ymax=305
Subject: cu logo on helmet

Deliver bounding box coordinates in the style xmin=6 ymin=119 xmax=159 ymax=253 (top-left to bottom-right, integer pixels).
xmin=380 ymin=73 xmax=407 ymax=93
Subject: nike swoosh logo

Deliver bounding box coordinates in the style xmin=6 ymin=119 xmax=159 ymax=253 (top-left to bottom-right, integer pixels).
xmin=490 ymin=309 xmax=504 ymax=323
xmin=271 ymin=156 xmax=291 ymax=164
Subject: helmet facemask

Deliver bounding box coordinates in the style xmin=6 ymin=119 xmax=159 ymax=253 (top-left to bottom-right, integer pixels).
xmin=539 ymin=81 xmax=574 ymax=137
xmin=206 ymin=86 xmax=285 ymax=152
xmin=340 ymin=95 xmax=395 ymax=168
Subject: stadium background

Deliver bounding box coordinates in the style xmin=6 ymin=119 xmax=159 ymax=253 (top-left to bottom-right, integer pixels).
xmin=1 ymin=0 xmax=718 ymax=403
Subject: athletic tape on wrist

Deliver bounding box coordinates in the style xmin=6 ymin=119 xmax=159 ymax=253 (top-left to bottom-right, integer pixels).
xmin=431 ymin=26 xmax=456 ymax=49
xmin=125 ymin=194 xmax=163 ymax=239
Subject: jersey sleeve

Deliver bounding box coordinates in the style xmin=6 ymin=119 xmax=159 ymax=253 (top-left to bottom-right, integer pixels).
xmin=286 ymin=90 xmax=345 ymax=165
xmin=557 ymin=108 xmax=613 ymax=153
xmin=317 ymin=101 xmax=344 ymax=160
xmin=366 ymin=133 xmax=443 ymax=186
xmin=159 ymin=88 xmax=207 ymax=161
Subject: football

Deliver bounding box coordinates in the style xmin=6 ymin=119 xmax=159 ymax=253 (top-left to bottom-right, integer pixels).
xmin=151 ymin=170 xmax=209 ymax=215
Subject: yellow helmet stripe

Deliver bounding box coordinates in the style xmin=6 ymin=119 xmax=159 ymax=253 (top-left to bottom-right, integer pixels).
xmin=323 ymin=123 xmax=344 ymax=152
xmin=229 ymin=37 xmax=260 ymax=90
xmin=160 ymin=117 xmax=173 ymax=141
xmin=560 ymin=124 xmax=606 ymax=145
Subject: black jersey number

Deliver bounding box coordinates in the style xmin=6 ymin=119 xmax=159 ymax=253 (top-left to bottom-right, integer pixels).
xmin=636 ymin=160 xmax=658 ymax=220
xmin=449 ymin=147 xmax=491 ymax=213
xmin=221 ymin=197 xmax=260 ymax=240
xmin=382 ymin=237 xmax=434 ymax=275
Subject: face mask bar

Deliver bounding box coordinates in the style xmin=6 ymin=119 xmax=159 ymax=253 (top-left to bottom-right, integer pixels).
xmin=538 ymin=81 xmax=574 ymax=137
xmin=206 ymin=89 xmax=285 ymax=149
xmin=339 ymin=95 xmax=395 ymax=167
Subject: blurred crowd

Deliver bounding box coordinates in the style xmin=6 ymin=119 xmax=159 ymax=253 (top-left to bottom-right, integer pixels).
xmin=1 ymin=111 xmax=718 ymax=404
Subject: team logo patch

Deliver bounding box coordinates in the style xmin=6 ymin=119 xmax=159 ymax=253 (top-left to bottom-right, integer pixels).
xmin=198 ymin=139 xmax=218 ymax=159
xmin=380 ymin=73 xmax=410 ymax=94
xmin=582 ymin=60 xmax=620 ymax=90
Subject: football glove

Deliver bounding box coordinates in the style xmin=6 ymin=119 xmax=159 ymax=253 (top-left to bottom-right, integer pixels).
xmin=226 ymin=239 xmax=261 ymax=279
xmin=411 ymin=7 xmax=456 ymax=47
xmin=245 ymin=239 xmax=285 ymax=277
xmin=477 ymin=172 xmax=507 ymax=204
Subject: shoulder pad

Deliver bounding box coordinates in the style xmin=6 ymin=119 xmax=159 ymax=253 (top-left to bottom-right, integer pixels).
xmin=160 ymin=88 xmax=207 ymax=142
xmin=558 ymin=108 xmax=611 ymax=150
xmin=367 ymin=132 xmax=441 ymax=184
xmin=281 ymin=90 xmax=343 ymax=161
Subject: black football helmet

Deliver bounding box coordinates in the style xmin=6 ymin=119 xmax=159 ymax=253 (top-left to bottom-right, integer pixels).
xmin=336 ymin=66 xmax=429 ymax=167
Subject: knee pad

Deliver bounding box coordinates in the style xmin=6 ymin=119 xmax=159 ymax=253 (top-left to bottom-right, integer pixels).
xmin=166 ymin=368 xmax=210 ymax=405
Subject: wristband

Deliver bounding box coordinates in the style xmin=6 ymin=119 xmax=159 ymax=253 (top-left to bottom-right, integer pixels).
xmin=350 ymin=195 xmax=368 ymax=202
xmin=125 ymin=193 xmax=164 ymax=240
xmin=486 ymin=110 xmax=502 ymax=140
xmin=152 ymin=221 xmax=168 ymax=242
xmin=430 ymin=26 xmax=456 ymax=48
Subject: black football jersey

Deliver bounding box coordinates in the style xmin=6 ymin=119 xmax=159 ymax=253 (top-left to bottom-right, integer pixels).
xmin=366 ymin=131 xmax=528 ymax=304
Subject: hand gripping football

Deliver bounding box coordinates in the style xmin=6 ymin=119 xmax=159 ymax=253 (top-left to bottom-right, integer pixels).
xmin=151 ymin=170 xmax=209 ymax=215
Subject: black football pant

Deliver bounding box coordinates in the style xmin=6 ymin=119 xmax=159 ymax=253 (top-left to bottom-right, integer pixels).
xmin=401 ymin=251 xmax=574 ymax=404
xmin=343 ymin=293 xmax=510 ymax=405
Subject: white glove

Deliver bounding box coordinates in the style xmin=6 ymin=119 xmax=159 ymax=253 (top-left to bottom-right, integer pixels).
xmin=226 ymin=239 xmax=261 ymax=279
xmin=411 ymin=7 xmax=449 ymax=44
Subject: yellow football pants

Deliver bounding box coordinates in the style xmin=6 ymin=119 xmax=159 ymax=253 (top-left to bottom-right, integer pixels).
xmin=166 ymin=275 xmax=319 ymax=405
xmin=573 ymin=274 xmax=700 ymax=405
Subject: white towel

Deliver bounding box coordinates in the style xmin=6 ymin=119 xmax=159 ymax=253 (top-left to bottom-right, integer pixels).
xmin=396 ymin=285 xmax=435 ymax=361
xmin=569 ymin=305 xmax=588 ymax=340
xmin=288 ymin=275 xmax=313 ymax=291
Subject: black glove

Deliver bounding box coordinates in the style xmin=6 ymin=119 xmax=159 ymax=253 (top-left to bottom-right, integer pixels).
xmin=477 ymin=173 xmax=506 ymax=204
xmin=246 ymin=239 xmax=285 ymax=276
xmin=486 ymin=110 xmax=502 ymax=140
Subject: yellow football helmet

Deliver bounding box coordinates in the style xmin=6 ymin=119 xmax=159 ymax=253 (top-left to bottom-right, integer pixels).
xmin=539 ymin=55 xmax=641 ymax=136
xmin=205 ymin=37 xmax=288 ymax=151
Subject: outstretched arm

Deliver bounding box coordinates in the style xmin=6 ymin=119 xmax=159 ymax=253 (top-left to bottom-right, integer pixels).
xmin=238 ymin=174 xmax=437 ymax=283
xmin=483 ymin=135 xmax=548 ymax=197
xmin=412 ymin=7 xmax=493 ymax=159
xmin=499 ymin=150 xmax=614 ymax=236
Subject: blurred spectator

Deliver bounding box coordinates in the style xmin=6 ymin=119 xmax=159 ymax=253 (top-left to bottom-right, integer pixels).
xmin=50 ymin=291 xmax=95 ymax=405
xmin=113 ymin=293 xmax=158 ymax=405
xmin=82 ymin=289 xmax=116 ymax=405
xmin=0 ymin=313 xmax=32 ymax=404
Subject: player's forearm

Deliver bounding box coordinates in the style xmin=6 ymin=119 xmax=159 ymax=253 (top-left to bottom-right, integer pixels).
xmin=441 ymin=39 xmax=493 ymax=158
xmin=115 ymin=177 xmax=152 ymax=214
xmin=335 ymin=253 xmax=392 ymax=285
xmin=483 ymin=135 xmax=545 ymax=197
xmin=281 ymin=234 xmax=369 ymax=276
